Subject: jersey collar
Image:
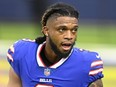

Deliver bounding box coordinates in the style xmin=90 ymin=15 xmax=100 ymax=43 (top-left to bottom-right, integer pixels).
xmin=36 ymin=42 xmax=73 ymax=68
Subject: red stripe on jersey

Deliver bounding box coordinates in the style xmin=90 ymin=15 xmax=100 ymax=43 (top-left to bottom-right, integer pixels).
xmin=7 ymin=53 xmax=13 ymax=62
xmin=38 ymin=44 xmax=46 ymax=67
xmin=91 ymin=60 xmax=103 ymax=67
xmin=89 ymin=68 xmax=103 ymax=75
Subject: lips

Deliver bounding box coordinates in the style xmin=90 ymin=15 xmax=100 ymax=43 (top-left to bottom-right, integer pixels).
xmin=61 ymin=42 xmax=72 ymax=51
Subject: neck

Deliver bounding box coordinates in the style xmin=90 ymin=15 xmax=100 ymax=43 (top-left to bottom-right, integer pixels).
xmin=45 ymin=42 xmax=60 ymax=63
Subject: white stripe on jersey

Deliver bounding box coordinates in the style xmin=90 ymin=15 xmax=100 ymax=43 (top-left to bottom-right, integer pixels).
xmin=36 ymin=84 xmax=53 ymax=87
xmin=91 ymin=60 xmax=103 ymax=67
xmin=36 ymin=43 xmax=45 ymax=67
xmin=7 ymin=53 xmax=13 ymax=62
xmin=9 ymin=45 xmax=14 ymax=53
xmin=89 ymin=68 xmax=103 ymax=75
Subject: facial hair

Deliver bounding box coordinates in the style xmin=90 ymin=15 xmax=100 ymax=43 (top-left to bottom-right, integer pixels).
xmin=49 ymin=37 xmax=75 ymax=59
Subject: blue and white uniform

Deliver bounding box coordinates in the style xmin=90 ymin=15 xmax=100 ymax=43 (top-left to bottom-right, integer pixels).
xmin=7 ymin=39 xmax=104 ymax=87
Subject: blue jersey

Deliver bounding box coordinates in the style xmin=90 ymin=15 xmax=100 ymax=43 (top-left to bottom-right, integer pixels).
xmin=7 ymin=39 xmax=104 ymax=87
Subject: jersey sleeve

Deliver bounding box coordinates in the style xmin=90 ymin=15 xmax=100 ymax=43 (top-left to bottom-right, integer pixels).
xmin=7 ymin=40 xmax=23 ymax=77
xmin=88 ymin=52 xmax=104 ymax=83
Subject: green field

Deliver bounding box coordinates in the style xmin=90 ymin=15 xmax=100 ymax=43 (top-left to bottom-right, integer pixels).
xmin=0 ymin=22 xmax=116 ymax=44
xmin=0 ymin=22 xmax=116 ymax=86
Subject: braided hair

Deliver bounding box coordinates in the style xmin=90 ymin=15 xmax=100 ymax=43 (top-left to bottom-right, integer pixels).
xmin=35 ymin=2 xmax=79 ymax=44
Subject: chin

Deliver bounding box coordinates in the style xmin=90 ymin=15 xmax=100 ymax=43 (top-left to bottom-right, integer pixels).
xmin=58 ymin=50 xmax=71 ymax=58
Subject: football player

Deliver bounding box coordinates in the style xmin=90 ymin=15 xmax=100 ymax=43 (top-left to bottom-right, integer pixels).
xmin=7 ymin=2 xmax=104 ymax=87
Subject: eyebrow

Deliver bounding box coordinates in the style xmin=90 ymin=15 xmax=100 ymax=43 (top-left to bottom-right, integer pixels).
xmin=56 ymin=23 xmax=78 ymax=27
xmin=56 ymin=25 xmax=78 ymax=28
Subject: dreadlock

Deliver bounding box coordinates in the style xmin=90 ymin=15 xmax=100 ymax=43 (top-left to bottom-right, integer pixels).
xmin=35 ymin=2 xmax=79 ymax=44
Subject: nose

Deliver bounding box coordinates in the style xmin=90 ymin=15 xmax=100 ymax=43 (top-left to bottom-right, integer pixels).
xmin=64 ymin=30 xmax=73 ymax=40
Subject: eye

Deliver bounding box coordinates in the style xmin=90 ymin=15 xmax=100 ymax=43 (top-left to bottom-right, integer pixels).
xmin=58 ymin=28 xmax=66 ymax=33
xmin=72 ymin=28 xmax=78 ymax=33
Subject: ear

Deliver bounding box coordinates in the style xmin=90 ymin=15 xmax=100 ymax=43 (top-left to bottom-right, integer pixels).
xmin=42 ymin=26 xmax=49 ymax=37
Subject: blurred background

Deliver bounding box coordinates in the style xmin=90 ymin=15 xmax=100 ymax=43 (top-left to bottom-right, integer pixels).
xmin=0 ymin=0 xmax=116 ymax=87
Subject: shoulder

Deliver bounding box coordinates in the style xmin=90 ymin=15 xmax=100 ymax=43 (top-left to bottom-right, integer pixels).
xmin=73 ymin=48 xmax=104 ymax=84
xmin=73 ymin=48 xmax=101 ymax=62
xmin=73 ymin=47 xmax=103 ymax=70
xmin=7 ymin=38 xmax=37 ymax=62
xmin=14 ymin=38 xmax=36 ymax=47
xmin=13 ymin=38 xmax=37 ymax=50
xmin=13 ymin=39 xmax=37 ymax=54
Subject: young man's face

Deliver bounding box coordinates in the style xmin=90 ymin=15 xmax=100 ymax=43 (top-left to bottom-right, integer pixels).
xmin=45 ymin=16 xmax=79 ymax=58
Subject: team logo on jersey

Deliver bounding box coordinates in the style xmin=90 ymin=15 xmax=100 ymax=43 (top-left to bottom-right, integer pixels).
xmin=44 ymin=68 xmax=51 ymax=76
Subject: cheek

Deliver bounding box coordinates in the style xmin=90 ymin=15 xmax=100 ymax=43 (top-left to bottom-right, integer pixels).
xmin=52 ymin=35 xmax=62 ymax=43
xmin=49 ymin=34 xmax=63 ymax=48
xmin=49 ymin=31 xmax=62 ymax=41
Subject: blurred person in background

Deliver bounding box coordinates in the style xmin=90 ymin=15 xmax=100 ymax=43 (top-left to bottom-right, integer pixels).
xmin=7 ymin=2 xmax=104 ymax=87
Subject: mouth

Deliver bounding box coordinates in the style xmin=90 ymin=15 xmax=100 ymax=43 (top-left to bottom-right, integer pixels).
xmin=61 ymin=42 xmax=72 ymax=51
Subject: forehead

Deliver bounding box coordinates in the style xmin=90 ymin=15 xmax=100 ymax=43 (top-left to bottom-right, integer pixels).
xmin=46 ymin=16 xmax=78 ymax=27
